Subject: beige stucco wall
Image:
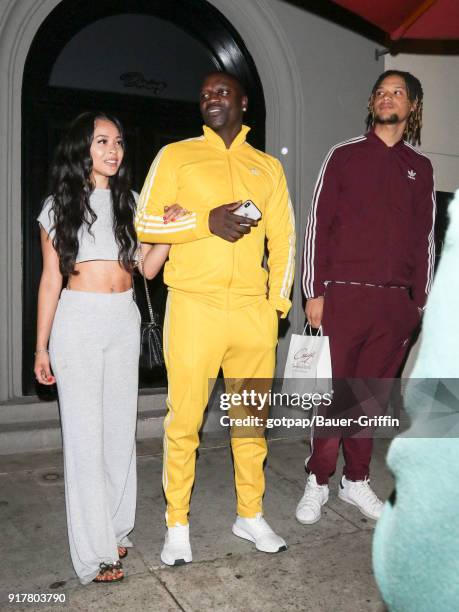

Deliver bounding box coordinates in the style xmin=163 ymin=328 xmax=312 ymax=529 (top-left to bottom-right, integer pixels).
xmin=385 ymin=53 xmax=459 ymax=193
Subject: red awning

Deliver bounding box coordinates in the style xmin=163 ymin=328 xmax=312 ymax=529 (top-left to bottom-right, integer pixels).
xmin=331 ymin=0 xmax=459 ymax=40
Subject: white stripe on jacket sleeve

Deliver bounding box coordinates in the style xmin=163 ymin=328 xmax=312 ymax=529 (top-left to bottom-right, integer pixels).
xmin=302 ymin=136 xmax=366 ymax=298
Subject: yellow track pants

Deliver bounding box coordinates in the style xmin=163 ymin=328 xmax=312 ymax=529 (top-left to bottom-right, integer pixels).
xmin=162 ymin=290 xmax=278 ymax=526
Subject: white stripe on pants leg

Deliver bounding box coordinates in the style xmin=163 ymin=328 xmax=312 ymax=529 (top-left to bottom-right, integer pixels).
xmin=49 ymin=288 xmax=140 ymax=585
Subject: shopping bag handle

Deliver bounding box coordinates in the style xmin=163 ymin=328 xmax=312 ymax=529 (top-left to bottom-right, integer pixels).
xmin=303 ymin=323 xmax=323 ymax=336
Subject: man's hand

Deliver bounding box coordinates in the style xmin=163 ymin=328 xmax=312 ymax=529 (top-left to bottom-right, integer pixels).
xmin=209 ymin=202 xmax=258 ymax=242
xmin=305 ymin=297 xmax=324 ymax=329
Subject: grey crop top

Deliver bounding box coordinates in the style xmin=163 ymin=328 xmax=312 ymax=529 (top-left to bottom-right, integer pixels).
xmin=37 ymin=189 xmax=138 ymax=263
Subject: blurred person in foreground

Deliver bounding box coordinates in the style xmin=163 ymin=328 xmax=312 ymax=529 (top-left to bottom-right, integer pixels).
xmin=373 ymin=188 xmax=459 ymax=612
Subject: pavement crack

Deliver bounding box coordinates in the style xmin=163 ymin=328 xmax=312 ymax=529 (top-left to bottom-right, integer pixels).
xmin=151 ymin=570 xmax=187 ymax=611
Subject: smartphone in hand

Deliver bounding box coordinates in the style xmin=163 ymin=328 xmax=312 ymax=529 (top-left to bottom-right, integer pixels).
xmin=233 ymin=200 xmax=262 ymax=222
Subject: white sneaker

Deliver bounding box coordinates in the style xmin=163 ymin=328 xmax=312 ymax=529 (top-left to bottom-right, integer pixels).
xmin=232 ymin=514 xmax=287 ymax=553
xmin=160 ymin=523 xmax=192 ymax=566
xmin=295 ymin=473 xmax=329 ymax=524
xmin=338 ymin=475 xmax=383 ymax=520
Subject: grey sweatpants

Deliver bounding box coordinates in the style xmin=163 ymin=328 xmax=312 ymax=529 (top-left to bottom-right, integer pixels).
xmin=49 ymin=288 xmax=140 ymax=585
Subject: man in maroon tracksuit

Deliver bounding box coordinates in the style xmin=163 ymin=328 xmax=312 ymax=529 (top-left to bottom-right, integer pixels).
xmin=296 ymin=70 xmax=436 ymax=524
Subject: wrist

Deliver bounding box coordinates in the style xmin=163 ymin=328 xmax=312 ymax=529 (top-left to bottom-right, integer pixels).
xmin=34 ymin=348 xmax=49 ymax=355
xmin=208 ymin=210 xmax=215 ymax=235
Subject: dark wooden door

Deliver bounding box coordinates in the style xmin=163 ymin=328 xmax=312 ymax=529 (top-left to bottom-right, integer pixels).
xmin=22 ymin=0 xmax=266 ymax=396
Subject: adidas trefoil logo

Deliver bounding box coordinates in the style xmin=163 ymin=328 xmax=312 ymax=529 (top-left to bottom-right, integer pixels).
xmin=407 ymin=169 xmax=416 ymax=181
xmin=250 ymin=167 xmax=260 ymax=176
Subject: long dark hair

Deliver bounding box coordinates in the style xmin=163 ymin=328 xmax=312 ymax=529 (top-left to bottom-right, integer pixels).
xmin=47 ymin=111 xmax=137 ymax=276
xmin=366 ymin=70 xmax=424 ymax=146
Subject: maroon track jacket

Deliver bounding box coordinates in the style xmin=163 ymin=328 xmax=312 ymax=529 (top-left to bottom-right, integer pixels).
xmin=302 ymin=130 xmax=436 ymax=309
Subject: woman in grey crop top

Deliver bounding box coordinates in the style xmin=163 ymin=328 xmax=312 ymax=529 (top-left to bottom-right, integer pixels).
xmin=34 ymin=111 xmax=185 ymax=586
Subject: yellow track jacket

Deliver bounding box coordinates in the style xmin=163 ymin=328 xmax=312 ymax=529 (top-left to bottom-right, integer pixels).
xmin=135 ymin=125 xmax=295 ymax=317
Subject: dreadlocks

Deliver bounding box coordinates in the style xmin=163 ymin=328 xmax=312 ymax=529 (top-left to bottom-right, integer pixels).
xmin=366 ymin=70 xmax=423 ymax=146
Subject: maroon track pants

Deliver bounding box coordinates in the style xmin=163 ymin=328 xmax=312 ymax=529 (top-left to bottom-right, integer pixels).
xmin=307 ymin=283 xmax=420 ymax=485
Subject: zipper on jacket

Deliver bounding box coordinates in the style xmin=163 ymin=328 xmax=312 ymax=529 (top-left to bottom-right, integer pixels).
xmin=226 ymin=150 xmax=236 ymax=301
xmin=386 ymin=150 xmax=394 ymax=283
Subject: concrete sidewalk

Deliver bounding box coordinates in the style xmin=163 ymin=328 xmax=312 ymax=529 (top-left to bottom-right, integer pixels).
xmin=0 ymin=436 xmax=390 ymax=612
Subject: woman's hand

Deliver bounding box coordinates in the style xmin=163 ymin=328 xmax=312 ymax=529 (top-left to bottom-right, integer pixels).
xmin=35 ymin=228 xmax=62 ymax=386
xmin=34 ymin=351 xmax=56 ymax=385
xmin=163 ymin=204 xmax=191 ymax=223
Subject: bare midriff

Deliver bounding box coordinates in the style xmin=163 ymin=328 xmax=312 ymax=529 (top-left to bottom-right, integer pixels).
xmin=67 ymin=260 xmax=132 ymax=293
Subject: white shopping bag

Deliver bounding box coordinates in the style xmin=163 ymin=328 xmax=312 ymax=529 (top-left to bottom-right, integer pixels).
xmin=282 ymin=325 xmax=332 ymax=396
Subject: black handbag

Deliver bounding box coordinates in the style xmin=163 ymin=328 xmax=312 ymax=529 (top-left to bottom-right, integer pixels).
xmin=135 ymin=250 xmax=165 ymax=369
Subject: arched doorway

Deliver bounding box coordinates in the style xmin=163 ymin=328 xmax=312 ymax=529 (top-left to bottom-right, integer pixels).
xmin=22 ymin=0 xmax=266 ymax=395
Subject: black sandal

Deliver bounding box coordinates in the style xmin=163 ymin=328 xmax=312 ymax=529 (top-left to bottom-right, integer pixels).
xmin=92 ymin=561 xmax=124 ymax=584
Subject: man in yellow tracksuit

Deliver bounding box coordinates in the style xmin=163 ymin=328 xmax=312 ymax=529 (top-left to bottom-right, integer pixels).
xmin=136 ymin=72 xmax=295 ymax=565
